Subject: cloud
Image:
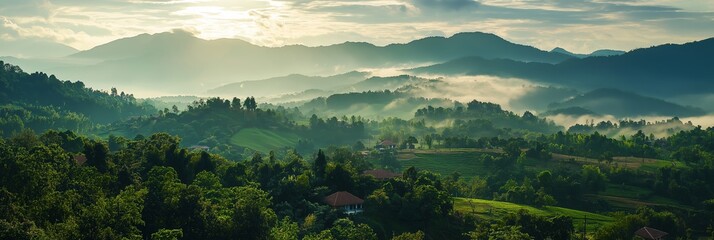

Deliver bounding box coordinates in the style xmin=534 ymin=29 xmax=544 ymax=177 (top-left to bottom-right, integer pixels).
xmin=409 ymin=0 xmax=481 ymax=10
xmin=0 ymin=0 xmax=712 ymax=53
xmin=0 ymin=16 xmax=90 ymax=45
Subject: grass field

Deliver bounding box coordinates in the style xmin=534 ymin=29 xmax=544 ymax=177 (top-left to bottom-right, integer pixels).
xmin=229 ymin=128 xmax=299 ymax=153
xmin=602 ymin=183 xmax=651 ymax=199
xmin=398 ymin=149 xmax=575 ymax=180
xmin=399 ymin=150 xmax=492 ymax=179
xmin=552 ymin=153 xmax=684 ymax=173
xmin=395 ymin=149 xmax=690 ymax=212
xmin=454 ymin=198 xmax=614 ymax=234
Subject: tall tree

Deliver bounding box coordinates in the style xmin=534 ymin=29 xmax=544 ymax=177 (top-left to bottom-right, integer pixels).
xmin=231 ymin=97 xmax=242 ymax=110
xmin=313 ymin=149 xmax=327 ymax=179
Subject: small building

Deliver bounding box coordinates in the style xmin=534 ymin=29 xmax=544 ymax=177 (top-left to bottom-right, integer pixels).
xmin=635 ymin=227 xmax=668 ymax=240
xmin=363 ymin=169 xmax=401 ymax=181
xmin=324 ymin=191 xmax=364 ymax=215
xmin=376 ymin=140 xmax=396 ymax=150
xmin=73 ymin=154 xmax=87 ymax=165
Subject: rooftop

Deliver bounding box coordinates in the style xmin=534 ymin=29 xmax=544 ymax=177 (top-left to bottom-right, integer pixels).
xmin=324 ymin=191 xmax=364 ymax=207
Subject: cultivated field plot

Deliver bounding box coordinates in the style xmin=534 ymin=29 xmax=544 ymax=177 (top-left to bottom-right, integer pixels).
xmin=230 ymin=128 xmax=299 ymax=153
xmin=454 ymin=198 xmax=614 ymax=234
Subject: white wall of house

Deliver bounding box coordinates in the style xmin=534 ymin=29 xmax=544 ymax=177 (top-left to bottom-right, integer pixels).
xmin=342 ymin=204 xmax=363 ymax=214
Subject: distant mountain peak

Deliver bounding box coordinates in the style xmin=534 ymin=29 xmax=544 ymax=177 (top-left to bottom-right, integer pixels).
xmin=589 ymin=49 xmax=625 ymax=57
xmin=450 ymin=31 xmax=501 ymax=39
xmin=550 ymin=47 xmax=624 ymax=58
xmin=550 ymin=47 xmax=570 ymax=52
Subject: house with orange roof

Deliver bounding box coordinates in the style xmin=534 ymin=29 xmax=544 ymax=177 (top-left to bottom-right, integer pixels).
xmin=324 ymin=191 xmax=364 ymax=214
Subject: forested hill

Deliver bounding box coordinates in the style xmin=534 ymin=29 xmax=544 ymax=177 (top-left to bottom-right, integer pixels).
xmin=0 ymin=61 xmax=156 ymax=135
xmin=415 ymin=100 xmax=563 ymax=135
xmin=99 ymin=97 xmax=367 ymax=158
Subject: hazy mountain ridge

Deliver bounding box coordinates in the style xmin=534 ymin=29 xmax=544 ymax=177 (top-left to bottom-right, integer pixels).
xmin=542 ymin=106 xmax=600 ymax=117
xmin=8 ymin=30 xmax=571 ymax=94
xmin=341 ymin=75 xmax=436 ymax=93
xmin=0 ymin=39 xmax=78 ymax=59
xmin=208 ymin=71 xmax=369 ymax=97
xmin=411 ymin=38 xmax=714 ymax=98
xmin=547 ymin=88 xmax=706 ymax=118
xmin=550 ymin=47 xmax=625 ymax=58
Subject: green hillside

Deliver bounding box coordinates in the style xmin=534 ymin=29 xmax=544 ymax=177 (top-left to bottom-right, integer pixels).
xmin=230 ymin=128 xmax=300 ymax=153
xmin=454 ymin=198 xmax=613 ymax=234
xmin=399 ymin=150 xmax=494 ymax=180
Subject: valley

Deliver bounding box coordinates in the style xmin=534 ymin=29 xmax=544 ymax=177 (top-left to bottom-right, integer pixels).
xmin=2 ymin=4 xmax=714 ymax=238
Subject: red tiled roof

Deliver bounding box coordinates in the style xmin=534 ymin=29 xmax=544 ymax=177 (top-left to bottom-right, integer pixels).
xmin=635 ymin=227 xmax=668 ymax=240
xmin=74 ymin=154 xmax=87 ymax=165
xmin=363 ymin=169 xmax=401 ymax=180
xmin=324 ymin=191 xmax=364 ymax=207
xmin=379 ymin=140 xmax=395 ymax=146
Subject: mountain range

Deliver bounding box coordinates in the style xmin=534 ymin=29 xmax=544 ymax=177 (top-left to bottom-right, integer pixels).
xmin=207 ymin=71 xmax=369 ymax=97
xmin=2 ymin=30 xmax=713 ymax=119
xmin=0 ymin=30 xmax=572 ymax=94
xmin=410 ymin=37 xmax=714 ymax=98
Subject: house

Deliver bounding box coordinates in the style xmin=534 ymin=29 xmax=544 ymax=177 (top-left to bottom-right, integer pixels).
xmin=375 ymin=140 xmax=396 ymax=150
xmin=635 ymin=227 xmax=668 ymax=240
xmin=73 ymin=154 xmax=87 ymax=165
xmin=363 ymin=169 xmax=401 ymax=181
xmin=324 ymin=191 xmax=364 ymax=214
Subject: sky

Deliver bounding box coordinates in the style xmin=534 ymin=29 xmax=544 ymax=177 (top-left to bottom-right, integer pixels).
xmin=1 ymin=0 xmax=713 ymax=54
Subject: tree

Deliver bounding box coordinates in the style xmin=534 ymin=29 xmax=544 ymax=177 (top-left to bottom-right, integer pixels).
xmin=108 ymin=135 xmax=127 ymax=152
xmin=392 ymin=231 xmax=425 ymax=240
xmin=325 ymin=164 xmax=353 ymax=191
xmin=84 ymin=140 xmax=109 ymax=172
xmin=504 ymin=142 xmax=521 ymax=160
xmin=424 ymin=134 xmax=433 ymax=149
xmin=467 ymin=226 xmax=532 ymax=240
xmin=195 ymin=151 xmax=215 ymax=173
xmin=327 ymin=219 xmax=377 ymax=240
xmin=151 ymin=229 xmax=183 ymax=240
xmin=244 ymin=97 xmax=257 ymax=111
xmin=404 ymin=167 xmax=418 ymax=182
xmin=380 ymin=151 xmax=401 ymax=171
xmin=143 ymin=167 xmax=182 ymax=237
xmin=313 ymin=149 xmax=327 ymax=178
xmin=581 ymin=165 xmax=607 ymax=192
xmin=270 ymin=218 xmax=298 ymax=240
xmin=230 ymin=186 xmax=277 ymax=239
xmin=231 ymin=97 xmax=242 ymax=110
